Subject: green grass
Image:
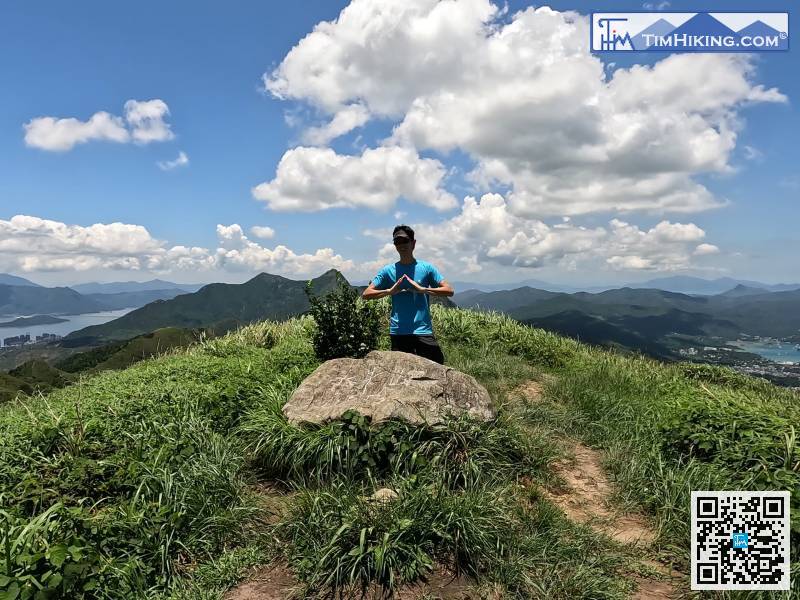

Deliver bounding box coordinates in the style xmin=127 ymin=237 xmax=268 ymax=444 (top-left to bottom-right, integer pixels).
xmin=0 ymin=305 xmax=798 ymax=598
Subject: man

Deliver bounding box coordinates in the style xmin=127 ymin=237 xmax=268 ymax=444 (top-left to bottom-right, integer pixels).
xmin=362 ymin=225 xmax=454 ymax=364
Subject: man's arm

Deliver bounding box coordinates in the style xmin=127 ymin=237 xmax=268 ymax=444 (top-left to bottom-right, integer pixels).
xmin=405 ymin=275 xmax=454 ymax=297
xmin=362 ymin=277 xmax=404 ymax=300
xmin=428 ymin=279 xmax=454 ymax=297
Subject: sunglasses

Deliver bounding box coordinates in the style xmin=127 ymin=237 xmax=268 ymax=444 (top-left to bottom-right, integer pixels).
xmin=393 ymin=238 xmax=412 ymax=245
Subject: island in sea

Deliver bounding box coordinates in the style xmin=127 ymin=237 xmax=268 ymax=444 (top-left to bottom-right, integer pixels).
xmin=0 ymin=315 xmax=69 ymax=328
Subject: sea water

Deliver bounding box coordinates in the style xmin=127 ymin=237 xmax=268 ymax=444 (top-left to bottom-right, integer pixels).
xmin=730 ymin=339 xmax=800 ymax=365
xmin=0 ymin=309 xmax=134 ymax=347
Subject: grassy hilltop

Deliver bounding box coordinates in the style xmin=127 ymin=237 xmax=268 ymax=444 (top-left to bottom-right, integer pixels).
xmin=0 ymin=301 xmax=798 ymax=599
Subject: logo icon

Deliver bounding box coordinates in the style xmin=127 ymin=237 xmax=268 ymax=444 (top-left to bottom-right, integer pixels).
xmin=597 ymin=17 xmax=634 ymax=50
xmin=591 ymin=12 xmax=789 ymax=53
xmin=732 ymin=532 xmax=749 ymax=549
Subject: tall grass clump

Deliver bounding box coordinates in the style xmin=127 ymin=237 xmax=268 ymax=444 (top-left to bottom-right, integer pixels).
xmin=279 ymin=475 xmax=527 ymax=598
xmin=432 ymin=306 xmax=579 ymax=368
xmin=239 ymin=391 xmax=555 ymax=489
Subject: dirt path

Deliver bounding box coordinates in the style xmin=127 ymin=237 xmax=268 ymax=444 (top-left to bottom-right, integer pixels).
xmin=514 ymin=381 xmax=686 ymax=599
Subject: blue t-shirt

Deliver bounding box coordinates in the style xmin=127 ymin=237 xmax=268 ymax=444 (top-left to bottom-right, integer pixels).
xmin=371 ymin=259 xmax=444 ymax=335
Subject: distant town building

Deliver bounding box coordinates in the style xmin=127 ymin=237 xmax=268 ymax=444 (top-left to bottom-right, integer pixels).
xmin=3 ymin=334 xmax=30 ymax=347
xmin=35 ymin=333 xmax=62 ymax=342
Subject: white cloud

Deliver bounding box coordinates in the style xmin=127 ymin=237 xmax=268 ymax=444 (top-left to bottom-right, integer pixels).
xmin=0 ymin=215 xmax=165 ymax=272
xmin=694 ymin=243 xmax=720 ymax=256
xmin=0 ymin=215 xmax=351 ymax=279
xmin=361 ymin=193 xmax=716 ymax=275
xmin=23 ymin=99 xmax=175 ymax=152
xmin=252 ymin=146 xmax=457 ymax=212
xmin=250 ymin=225 xmax=276 ymax=239
xmin=742 ymin=145 xmax=763 ymax=161
xmin=214 ymin=224 xmax=353 ymax=276
xmin=302 ymin=103 xmax=370 ymax=145
xmin=264 ymin=2 xmax=785 ymax=218
xmin=157 ymin=151 xmax=189 ymax=171
xmin=24 ymin=112 xmax=129 ymax=152
xmin=124 ymin=99 xmax=175 ymax=144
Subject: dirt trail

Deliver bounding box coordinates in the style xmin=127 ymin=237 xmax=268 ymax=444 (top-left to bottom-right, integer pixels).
xmin=514 ymin=381 xmax=686 ymax=599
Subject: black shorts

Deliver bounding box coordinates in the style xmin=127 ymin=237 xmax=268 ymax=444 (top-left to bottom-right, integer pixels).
xmin=390 ymin=334 xmax=445 ymax=365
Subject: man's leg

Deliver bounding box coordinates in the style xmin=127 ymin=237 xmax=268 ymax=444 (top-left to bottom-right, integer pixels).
xmin=414 ymin=335 xmax=445 ymax=365
xmin=390 ymin=334 xmax=417 ymax=355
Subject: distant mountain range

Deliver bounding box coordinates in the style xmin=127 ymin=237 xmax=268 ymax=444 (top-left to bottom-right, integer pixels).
xmin=450 ymin=276 xmax=800 ymax=296
xmin=454 ymin=286 xmax=800 ymax=358
xmin=0 ymin=284 xmax=107 ymax=317
xmin=64 ymin=269 xmax=347 ymax=343
xmin=0 ymin=284 xmax=194 ymax=317
xmin=71 ymin=279 xmax=206 ymax=294
xmin=0 ymin=274 xmax=40 ymax=287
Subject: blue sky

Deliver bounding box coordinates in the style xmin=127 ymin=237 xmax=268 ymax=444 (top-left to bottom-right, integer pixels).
xmin=1 ymin=0 xmax=797 ymax=287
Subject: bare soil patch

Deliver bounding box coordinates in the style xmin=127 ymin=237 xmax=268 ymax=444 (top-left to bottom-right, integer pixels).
xmin=225 ymin=564 xmax=481 ymax=600
xmin=224 ymin=563 xmax=299 ymax=600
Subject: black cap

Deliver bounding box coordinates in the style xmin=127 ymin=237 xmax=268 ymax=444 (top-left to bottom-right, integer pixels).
xmin=392 ymin=225 xmax=414 ymax=242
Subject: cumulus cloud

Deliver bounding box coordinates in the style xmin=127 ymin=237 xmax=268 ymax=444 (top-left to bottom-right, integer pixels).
xmin=0 ymin=215 xmax=166 ymax=272
xmin=214 ymin=224 xmax=353 ymax=275
xmin=302 ymin=103 xmax=370 ymax=145
xmin=250 ymin=225 xmax=276 ymax=239
xmin=0 ymin=215 xmax=350 ymax=279
xmin=362 ymin=194 xmax=719 ymax=275
xmin=263 ymin=1 xmax=785 ymax=218
xmin=23 ymin=99 xmax=175 ymax=151
xmin=157 ymin=151 xmax=189 ymax=171
xmin=252 ymin=146 xmax=457 ymax=212
xmin=694 ymin=243 xmax=720 ymax=256
xmin=23 ymin=113 xmax=129 ymax=152
xmin=124 ymin=99 xmax=175 ymax=143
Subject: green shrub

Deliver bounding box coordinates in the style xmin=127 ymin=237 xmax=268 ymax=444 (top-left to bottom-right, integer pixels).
xmin=0 ymin=501 xmax=103 ymax=599
xmin=305 ymin=278 xmax=382 ymax=361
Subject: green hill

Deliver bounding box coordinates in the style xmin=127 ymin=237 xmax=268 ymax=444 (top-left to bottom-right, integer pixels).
xmin=65 ymin=269 xmax=345 ymax=343
xmin=56 ymin=327 xmax=204 ymax=373
xmin=84 ymin=289 xmax=192 ymax=310
xmin=0 ymin=314 xmax=68 ymax=328
xmin=0 ymin=303 xmax=797 ymax=598
xmin=0 ymin=358 xmax=74 ymax=402
xmin=0 ymin=284 xmax=104 ymax=317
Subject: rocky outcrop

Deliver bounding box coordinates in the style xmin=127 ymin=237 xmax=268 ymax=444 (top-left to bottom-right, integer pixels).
xmin=282 ymin=350 xmax=494 ymax=426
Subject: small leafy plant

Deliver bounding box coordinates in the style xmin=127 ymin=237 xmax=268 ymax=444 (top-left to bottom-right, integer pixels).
xmin=305 ymin=277 xmax=383 ymax=361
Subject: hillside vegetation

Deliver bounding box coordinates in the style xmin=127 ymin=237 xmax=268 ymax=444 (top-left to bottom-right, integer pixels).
xmin=0 ymin=301 xmax=797 ymax=598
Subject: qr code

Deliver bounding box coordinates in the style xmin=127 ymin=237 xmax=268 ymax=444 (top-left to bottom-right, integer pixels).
xmin=692 ymin=491 xmax=790 ymax=590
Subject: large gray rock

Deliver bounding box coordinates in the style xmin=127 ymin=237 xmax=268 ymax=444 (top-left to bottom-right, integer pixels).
xmin=283 ymin=350 xmax=495 ymax=426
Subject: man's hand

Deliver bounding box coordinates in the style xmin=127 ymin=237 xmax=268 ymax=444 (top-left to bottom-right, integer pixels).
xmin=388 ymin=276 xmax=406 ymax=295
xmin=402 ymin=274 xmax=429 ymax=294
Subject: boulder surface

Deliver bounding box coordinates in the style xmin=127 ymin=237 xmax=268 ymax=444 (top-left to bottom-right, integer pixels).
xmin=282 ymin=350 xmax=494 ymax=426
